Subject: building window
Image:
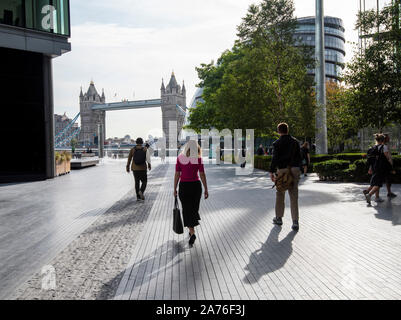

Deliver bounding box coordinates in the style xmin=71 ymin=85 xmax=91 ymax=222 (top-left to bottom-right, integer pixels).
xmin=0 ymin=0 xmax=70 ymax=37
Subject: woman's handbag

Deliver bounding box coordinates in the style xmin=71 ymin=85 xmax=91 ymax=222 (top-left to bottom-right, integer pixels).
xmin=173 ymin=197 xmax=184 ymax=234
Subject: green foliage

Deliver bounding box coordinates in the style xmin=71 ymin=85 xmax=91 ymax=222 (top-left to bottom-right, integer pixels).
xmin=352 ymin=159 xmax=370 ymax=182
xmin=310 ymin=154 xmax=336 ymax=163
xmin=313 ymin=160 xmax=351 ymax=180
xmin=55 ymin=151 xmax=72 ymax=163
xmin=325 ymin=82 xmax=360 ymax=151
xmin=335 ymin=153 xmax=366 ymax=162
xmin=254 ymin=155 xmax=272 ymax=170
xmin=344 ymin=1 xmax=401 ymax=131
xmin=255 ymin=152 xmax=401 ymax=183
xmin=70 ymin=138 xmax=78 ymax=151
xmin=187 ymin=0 xmax=315 ymax=139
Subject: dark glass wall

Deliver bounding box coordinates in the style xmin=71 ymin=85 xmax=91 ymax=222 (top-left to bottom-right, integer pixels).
xmin=0 ymin=0 xmax=70 ymax=36
xmin=0 ymin=47 xmax=48 ymax=182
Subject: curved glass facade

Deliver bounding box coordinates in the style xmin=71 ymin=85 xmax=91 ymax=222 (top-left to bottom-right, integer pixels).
xmin=295 ymin=16 xmax=346 ymax=81
xmin=185 ymin=87 xmax=204 ymax=127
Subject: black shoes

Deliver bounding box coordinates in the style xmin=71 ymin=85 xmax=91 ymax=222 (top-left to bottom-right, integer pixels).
xmin=138 ymin=191 xmax=145 ymax=200
xmin=189 ymin=234 xmax=197 ymax=246
xmin=273 ymin=217 xmax=299 ymax=231
xmin=273 ymin=217 xmax=283 ymax=226
xmin=388 ymin=193 xmax=397 ymax=198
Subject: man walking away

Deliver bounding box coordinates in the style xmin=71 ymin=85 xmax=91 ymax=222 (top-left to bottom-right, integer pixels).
xmin=300 ymin=142 xmax=311 ymax=177
xmin=126 ymin=138 xmax=152 ymax=201
xmin=269 ymin=123 xmax=302 ymax=231
xmin=257 ymin=144 xmax=265 ymax=156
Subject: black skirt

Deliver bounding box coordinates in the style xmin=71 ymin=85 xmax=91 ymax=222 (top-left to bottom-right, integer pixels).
xmin=370 ymin=172 xmax=385 ymax=187
xmin=179 ymin=181 xmax=202 ymax=228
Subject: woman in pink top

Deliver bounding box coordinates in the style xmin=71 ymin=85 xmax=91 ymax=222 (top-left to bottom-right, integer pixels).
xmin=174 ymin=140 xmax=209 ymax=246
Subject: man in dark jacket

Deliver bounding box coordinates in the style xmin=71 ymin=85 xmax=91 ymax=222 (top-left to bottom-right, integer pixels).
xmin=256 ymin=144 xmax=265 ymax=156
xmin=269 ymin=123 xmax=302 ymax=231
xmin=126 ymin=138 xmax=152 ymax=201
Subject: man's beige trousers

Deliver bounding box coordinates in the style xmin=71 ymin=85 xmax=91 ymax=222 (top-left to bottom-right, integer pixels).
xmin=275 ymin=167 xmax=301 ymax=221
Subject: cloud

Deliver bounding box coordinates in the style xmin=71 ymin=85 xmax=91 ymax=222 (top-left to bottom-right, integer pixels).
xmin=54 ymin=1 xmax=252 ymax=138
xmin=54 ymin=0 xmax=365 ymax=139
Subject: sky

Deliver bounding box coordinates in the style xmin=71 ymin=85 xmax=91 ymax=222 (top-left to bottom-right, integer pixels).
xmin=53 ymin=0 xmax=389 ymax=140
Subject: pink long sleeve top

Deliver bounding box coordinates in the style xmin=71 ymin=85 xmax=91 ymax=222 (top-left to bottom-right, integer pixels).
xmin=176 ymin=154 xmax=205 ymax=182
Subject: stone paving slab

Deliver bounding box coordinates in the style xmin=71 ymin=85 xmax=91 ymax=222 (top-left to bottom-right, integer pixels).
xmin=11 ymin=163 xmax=167 ymax=300
xmin=0 ymin=158 xmax=159 ymax=299
xmin=115 ymin=164 xmax=401 ymax=300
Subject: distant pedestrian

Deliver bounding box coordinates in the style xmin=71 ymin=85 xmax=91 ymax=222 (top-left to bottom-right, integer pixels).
xmin=174 ymin=140 xmax=209 ymax=247
xmin=257 ymin=144 xmax=264 ymax=156
xmin=270 ymin=123 xmax=302 ymax=231
xmin=300 ymin=142 xmax=311 ymax=177
xmin=160 ymin=147 xmax=166 ymax=163
xmin=363 ymin=134 xmax=389 ymax=205
xmin=383 ymin=134 xmax=396 ymax=198
xmin=216 ymin=145 xmax=221 ymax=165
xmin=240 ymin=146 xmax=246 ymax=168
xmin=126 ymin=137 xmax=152 ymax=201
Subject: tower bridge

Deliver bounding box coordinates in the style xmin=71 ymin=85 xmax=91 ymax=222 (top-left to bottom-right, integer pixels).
xmin=78 ymin=72 xmax=187 ymax=152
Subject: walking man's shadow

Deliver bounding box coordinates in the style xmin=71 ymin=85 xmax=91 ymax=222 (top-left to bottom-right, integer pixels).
xmin=244 ymin=226 xmax=297 ymax=284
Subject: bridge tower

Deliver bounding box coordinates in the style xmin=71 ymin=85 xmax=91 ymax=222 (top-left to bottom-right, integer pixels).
xmin=161 ymin=72 xmax=186 ymax=147
xmin=79 ymin=81 xmax=106 ymax=147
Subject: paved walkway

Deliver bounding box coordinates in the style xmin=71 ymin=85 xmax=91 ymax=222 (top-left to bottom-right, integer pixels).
xmin=12 ymin=163 xmax=167 ymax=300
xmin=0 ymin=158 xmax=160 ymax=299
xmin=3 ymin=160 xmax=401 ymax=300
xmin=115 ymin=163 xmax=401 ymax=300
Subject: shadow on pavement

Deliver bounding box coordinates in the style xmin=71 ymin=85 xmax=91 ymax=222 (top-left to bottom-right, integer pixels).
xmin=339 ymin=184 xmax=401 ymax=226
xmin=373 ymin=200 xmax=401 ymax=226
xmin=243 ymin=226 xmax=297 ymax=285
xmin=96 ymin=240 xmax=185 ymax=300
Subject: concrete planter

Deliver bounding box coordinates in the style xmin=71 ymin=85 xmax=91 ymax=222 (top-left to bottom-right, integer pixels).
xmin=55 ymin=159 xmax=71 ymax=176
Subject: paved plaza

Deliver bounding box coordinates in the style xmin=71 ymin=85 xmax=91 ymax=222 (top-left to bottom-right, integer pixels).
xmin=0 ymin=158 xmax=160 ymax=299
xmin=1 ymin=159 xmax=401 ymax=300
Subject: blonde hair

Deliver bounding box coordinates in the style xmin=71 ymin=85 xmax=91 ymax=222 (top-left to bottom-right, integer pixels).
xmin=181 ymin=140 xmax=202 ymax=158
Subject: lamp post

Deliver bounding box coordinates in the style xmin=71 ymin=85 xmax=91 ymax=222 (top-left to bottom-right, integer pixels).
xmin=315 ymin=0 xmax=328 ymax=154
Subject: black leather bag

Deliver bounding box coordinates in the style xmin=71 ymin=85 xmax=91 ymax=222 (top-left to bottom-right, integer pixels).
xmin=173 ymin=197 xmax=184 ymax=234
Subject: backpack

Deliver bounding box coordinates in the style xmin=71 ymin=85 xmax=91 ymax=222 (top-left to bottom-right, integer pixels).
xmin=367 ymin=145 xmax=387 ymax=172
xmin=133 ymin=147 xmax=147 ymax=165
xmin=366 ymin=145 xmax=379 ymax=168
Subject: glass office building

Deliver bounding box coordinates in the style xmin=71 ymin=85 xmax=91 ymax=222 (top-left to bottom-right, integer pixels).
xmin=0 ymin=0 xmax=70 ymax=36
xmin=295 ymin=16 xmax=346 ymax=81
xmin=0 ymin=0 xmax=71 ymax=183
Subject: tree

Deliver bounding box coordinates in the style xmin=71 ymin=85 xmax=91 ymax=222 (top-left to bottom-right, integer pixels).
xmin=70 ymin=138 xmax=78 ymax=153
xmin=325 ymin=82 xmax=359 ymax=151
xmin=344 ymin=1 xmax=401 ymax=132
xmin=186 ymin=0 xmax=315 ymax=139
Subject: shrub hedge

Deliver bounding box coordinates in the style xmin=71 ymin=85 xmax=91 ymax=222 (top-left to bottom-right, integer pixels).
xmin=254 ymin=155 xmax=272 ymax=171
xmin=254 ymin=153 xmax=401 ymax=183
xmin=313 ymin=160 xmax=351 ymax=181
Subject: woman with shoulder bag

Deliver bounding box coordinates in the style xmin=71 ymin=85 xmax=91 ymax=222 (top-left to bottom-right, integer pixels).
xmin=173 ymin=140 xmax=209 ymax=246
